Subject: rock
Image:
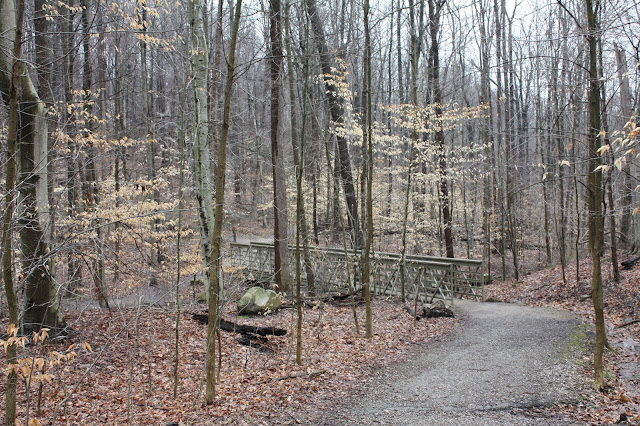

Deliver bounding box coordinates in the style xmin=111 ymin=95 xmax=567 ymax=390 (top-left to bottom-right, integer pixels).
xmin=237 ymin=287 xmax=281 ymax=315
xmin=198 ymin=291 xmax=207 ymax=303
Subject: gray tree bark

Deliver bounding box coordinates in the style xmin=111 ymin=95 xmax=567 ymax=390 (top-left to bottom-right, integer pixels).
xmin=614 ymin=44 xmax=635 ymax=250
xmin=0 ymin=0 xmax=65 ymax=333
xmin=189 ymin=0 xmax=215 ymax=298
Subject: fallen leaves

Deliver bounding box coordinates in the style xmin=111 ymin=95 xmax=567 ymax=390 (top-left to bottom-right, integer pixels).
xmin=0 ymin=296 xmax=456 ymax=424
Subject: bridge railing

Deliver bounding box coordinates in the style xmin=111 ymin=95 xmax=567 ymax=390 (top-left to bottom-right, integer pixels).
xmin=229 ymin=241 xmax=484 ymax=303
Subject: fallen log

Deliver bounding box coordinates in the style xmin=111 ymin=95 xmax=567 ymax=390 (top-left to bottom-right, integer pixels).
xmin=621 ymin=255 xmax=640 ymax=270
xmin=220 ymin=319 xmax=287 ymax=337
xmin=424 ymin=306 xmax=454 ymax=318
xmin=190 ymin=313 xmax=287 ymax=337
xmin=403 ymin=306 xmax=422 ymax=321
xmin=403 ymin=304 xmax=454 ymax=320
xmin=235 ymin=336 xmax=274 ymax=353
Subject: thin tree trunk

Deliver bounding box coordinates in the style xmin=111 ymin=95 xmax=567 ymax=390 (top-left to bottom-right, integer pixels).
xmin=1 ymin=0 xmax=24 ymax=420
xmin=269 ymin=0 xmax=292 ymax=293
xmin=138 ymin=0 xmax=159 ymax=286
xmin=614 ymin=44 xmax=633 ymax=248
xmin=396 ymin=0 xmax=404 ymax=103
xmin=598 ymin=41 xmax=619 ymax=282
xmin=503 ymin=8 xmax=518 ymax=278
xmin=82 ymin=0 xmax=108 ymax=310
xmin=63 ymin=0 xmax=81 ymax=294
xmin=362 ymin=0 xmax=373 ymax=337
xmin=551 ymin=33 xmax=567 ymax=283
xmin=113 ymin=31 xmax=125 ymax=285
xmin=190 ymin=0 xmax=215 ymax=300
xmin=285 ymin=3 xmax=315 ymax=295
xmin=287 ymin=1 xmax=308 ymax=363
xmin=205 ymin=0 xmax=243 ymax=404
xmin=535 ymin=50 xmax=552 ymax=266
xmin=173 ymin=80 xmax=187 ymax=399
xmin=584 ymin=0 xmax=606 ymax=391
xmin=475 ymin=0 xmax=493 ymax=277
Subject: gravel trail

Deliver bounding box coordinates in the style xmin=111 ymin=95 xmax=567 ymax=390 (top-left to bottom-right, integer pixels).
xmin=320 ymin=299 xmax=589 ymax=425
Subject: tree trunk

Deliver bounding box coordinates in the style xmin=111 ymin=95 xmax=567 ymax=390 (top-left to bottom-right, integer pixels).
xmin=305 ymin=0 xmax=362 ymax=248
xmin=362 ymin=0 xmax=373 ymax=337
xmin=1 ymin=0 xmax=66 ymax=334
xmin=137 ymin=0 xmax=160 ymax=287
xmin=614 ymin=44 xmax=633 ymax=249
xmin=269 ymin=0 xmax=291 ymax=293
xmin=503 ymin=7 xmax=519 ymax=279
xmin=475 ymin=0 xmax=493 ymax=277
xmin=1 ymin=0 xmax=24 ymax=421
xmin=62 ymin=0 xmax=81 ymax=294
xmin=205 ymin=0 xmax=243 ymax=404
xmin=428 ymin=0 xmax=452 ymax=258
xmin=285 ymin=4 xmax=315 ymax=296
xmin=585 ymin=0 xmax=606 ymax=392
xmin=598 ymin=40 xmax=619 ymax=282
xmin=189 ymin=0 xmax=215 ymax=300
xmin=82 ymin=0 xmax=109 ymax=310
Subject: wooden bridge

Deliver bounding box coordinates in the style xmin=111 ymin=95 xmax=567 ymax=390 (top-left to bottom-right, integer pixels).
xmin=229 ymin=242 xmax=485 ymax=304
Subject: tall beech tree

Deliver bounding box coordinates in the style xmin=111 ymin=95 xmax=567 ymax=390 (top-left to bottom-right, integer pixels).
xmin=1 ymin=0 xmax=24 ymax=420
xmin=189 ymin=0 xmax=215 ymax=301
xmin=0 ymin=0 xmax=66 ymax=333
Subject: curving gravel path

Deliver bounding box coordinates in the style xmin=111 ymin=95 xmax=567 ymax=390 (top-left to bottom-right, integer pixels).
xmin=320 ymin=299 xmax=589 ymax=425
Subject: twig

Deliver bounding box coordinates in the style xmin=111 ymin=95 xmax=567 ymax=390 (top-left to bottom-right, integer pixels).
xmin=256 ymin=369 xmax=327 ymax=385
xmin=617 ymin=319 xmax=640 ymax=328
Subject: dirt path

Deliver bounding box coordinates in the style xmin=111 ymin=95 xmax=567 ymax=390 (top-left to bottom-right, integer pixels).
xmin=319 ymin=300 xmax=589 ymax=425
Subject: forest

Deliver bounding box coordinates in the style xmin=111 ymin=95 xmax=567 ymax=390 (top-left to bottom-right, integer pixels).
xmin=1 ymin=0 xmax=639 ymax=422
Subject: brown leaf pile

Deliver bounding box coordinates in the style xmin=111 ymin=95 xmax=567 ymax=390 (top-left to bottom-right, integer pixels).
xmin=485 ymin=257 xmax=640 ymax=425
xmin=0 ymin=297 xmax=456 ymax=424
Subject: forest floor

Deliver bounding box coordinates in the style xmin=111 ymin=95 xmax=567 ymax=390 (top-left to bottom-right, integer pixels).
xmin=1 ymin=251 xmax=638 ymax=424
xmin=0 ymin=292 xmax=459 ymax=425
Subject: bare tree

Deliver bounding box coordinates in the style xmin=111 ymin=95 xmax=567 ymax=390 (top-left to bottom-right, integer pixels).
xmin=205 ymin=0 xmax=244 ymax=404
xmin=583 ymin=0 xmax=606 ymax=391
xmin=305 ymin=0 xmax=362 ymax=249
xmin=269 ymin=0 xmax=292 ymax=293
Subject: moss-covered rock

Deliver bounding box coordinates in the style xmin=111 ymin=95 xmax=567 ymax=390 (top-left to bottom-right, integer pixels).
xmin=237 ymin=287 xmax=281 ymax=315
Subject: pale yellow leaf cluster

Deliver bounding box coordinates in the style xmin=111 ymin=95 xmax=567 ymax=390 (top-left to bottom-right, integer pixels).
xmin=1 ymin=325 xmax=92 ymax=389
xmin=609 ymin=117 xmax=640 ymax=168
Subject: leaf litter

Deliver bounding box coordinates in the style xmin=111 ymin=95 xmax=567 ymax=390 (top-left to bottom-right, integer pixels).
xmin=0 ymin=295 xmax=456 ymax=424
